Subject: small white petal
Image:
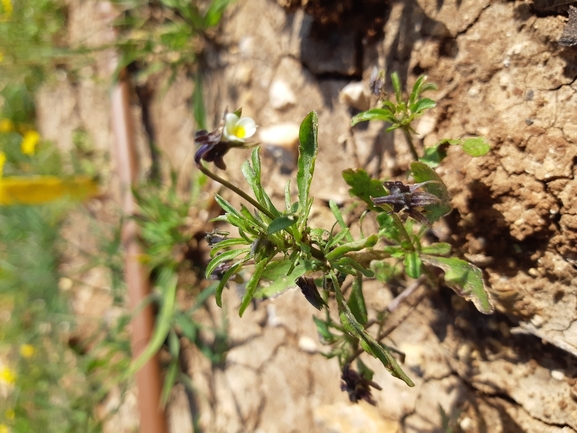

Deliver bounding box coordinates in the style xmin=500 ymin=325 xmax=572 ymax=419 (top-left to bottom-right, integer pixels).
xmin=237 ymin=117 xmax=257 ymax=138
xmin=223 ymin=113 xmax=241 ymax=141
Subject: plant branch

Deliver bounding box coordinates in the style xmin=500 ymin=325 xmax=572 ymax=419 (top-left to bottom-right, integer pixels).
xmin=198 ymin=163 xmax=275 ymax=220
xmin=402 ymin=127 xmax=419 ymax=161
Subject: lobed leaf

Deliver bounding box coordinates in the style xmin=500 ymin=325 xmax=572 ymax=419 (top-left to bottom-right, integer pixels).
xmin=410 ymin=162 xmax=452 ymax=224
xmin=421 ymin=255 xmax=494 ymax=314
xmin=342 ymin=168 xmax=387 ymax=211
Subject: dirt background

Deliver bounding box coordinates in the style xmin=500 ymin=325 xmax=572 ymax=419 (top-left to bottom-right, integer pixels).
xmin=36 ymin=0 xmax=577 ymax=432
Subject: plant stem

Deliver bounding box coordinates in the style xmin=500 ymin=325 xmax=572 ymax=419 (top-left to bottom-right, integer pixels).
xmin=402 ymin=128 xmax=419 ymax=161
xmin=198 ymin=163 xmax=275 ymax=220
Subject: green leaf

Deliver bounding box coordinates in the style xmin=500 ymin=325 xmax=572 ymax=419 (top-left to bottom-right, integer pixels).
xmin=161 ymin=355 xmax=179 ymax=406
xmin=409 ymin=75 xmax=427 ymax=107
xmin=204 ymin=0 xmax=232 ymax=28
xmin=297 ymin=111 xmax=318 ymax=216
xmin=206 ymin=247 xmax=250 ymax=278
xmin=215 ymin=260 xmax=245 ymax=307
xmin=370 ymin=261 xmax=401 ymax=283
xmin=267 ymin=215 xmax=297 ymax=235
xmin=325 ymin=234 xmax=378 ymax=261
xmin=241 ymin=148 xmax=280 ymax=218
xmin=125 ymin=267 xmax=177 ymax=378
xmin=420 ymin=141 xmax=450 ymax=168
xmin=411 ymin=97 xmax=436 ymax=114
xmin=421 ymin=255 xmax=494 ymax=314
xmin=313 ymin=316 xmax=336 ymax=343
xmin=410 ymin=161 xmax=452 ymax=224
xmin=342 ymin=168 xmax=387 ymax=211
xmin=255 ymin=260 xmax=310 ymax=298
xmin=331 ymin=272 xmax=414 ymax=386
xmin=347 ymin=275 xmax=368 ymax=325
xmin=391 ymin=72 xmax=402 ymax=104
xmin=404 ymin=251 xmax=422 ymax=279
xmin=209 ymin=238 xmax=250 ymax=257
xmin=421 ymin=242 xmax=451 ymax=256
xmin=239 ymin=257 xmax=271 ymax=316
xmin=350 ymin=108 xmax=396 ymax=127
xmin=329 ymin=200 xmax=354 ymax=242
xmin=462 ymin=137 xmax=491 ymax=157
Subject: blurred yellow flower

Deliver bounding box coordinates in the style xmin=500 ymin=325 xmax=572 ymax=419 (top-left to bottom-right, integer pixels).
xmin=0 ymin=0 xmax=12 ymax=18
xmin=0 ymin=424 xmax=10 ymax=433
xmin=4 ymin=409 xmax=14 ymax=420
xmin=21 ymin=130 xmax=40 ymax=155
xmin=0 ymin=52 xmax=3 ymax=63
xmin=0 ymin=366 xmax=16 ymax=384
xmin=0 ymin=119 xmax=13 ymax=133
xmin=0 ymin=151 xmax=6 ymax=177
xmin=19 ymin=344 xmax=35 ymax=358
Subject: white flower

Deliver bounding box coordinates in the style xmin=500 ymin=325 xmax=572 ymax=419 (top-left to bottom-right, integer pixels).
xmin=223 ymin=113 xmax=257 ymax=143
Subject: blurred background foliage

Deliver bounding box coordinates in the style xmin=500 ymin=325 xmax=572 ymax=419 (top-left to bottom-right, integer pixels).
xmin=0 ymin=0 xmax=233 ymax=431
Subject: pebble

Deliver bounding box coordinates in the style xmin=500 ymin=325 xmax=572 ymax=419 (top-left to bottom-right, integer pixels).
xmin=269 ymin=79 xmax=296 ymax=110
xmin=338 ymin=82 xmax=370 ymax=111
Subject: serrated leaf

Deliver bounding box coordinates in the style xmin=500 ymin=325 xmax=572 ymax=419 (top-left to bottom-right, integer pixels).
xmin=421 ymin=255 xmax=494 ymax=314
xmin=342 ymin=168 xmax=387 ymax=211
xmin=351 ymin=108 xmax=396 ymax=127
xmin=267 ymin=215 xmax=297 ymax=235
xmin=410 ymin=161 xmax=452 ymax=224
xmin=462 ymin=137 xmax=491 ymax=157
xmin=297 ymin=111 xmax=318 ymax=216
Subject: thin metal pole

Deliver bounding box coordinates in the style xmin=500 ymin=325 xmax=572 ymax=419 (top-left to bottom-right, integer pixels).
xmin=110 ymin=68 xmax=169 ymax=433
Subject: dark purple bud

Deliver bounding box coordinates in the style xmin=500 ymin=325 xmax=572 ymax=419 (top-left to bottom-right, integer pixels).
xmin=205 ymin=229 xmax=230 ymax=247
xmin=371 ymin=180 xmax=441 ymax=226
xmin=296 ymin=276 xmax=327 ymax=310
xmin=340 ymin=364 xmax=382 ymax=405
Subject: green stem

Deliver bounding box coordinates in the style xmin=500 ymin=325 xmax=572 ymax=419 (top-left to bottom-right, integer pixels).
xmin=198 ymin=163 xmax=275 ymax=220
xmin=402 ymin=128 xmax=419 ymax=161
xmin=390 ymin=212 xmax=416 ymax=252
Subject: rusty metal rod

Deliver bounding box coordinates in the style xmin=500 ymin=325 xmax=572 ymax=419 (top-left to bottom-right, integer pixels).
xmin=110 ymin=68 xmax=169 ymax=433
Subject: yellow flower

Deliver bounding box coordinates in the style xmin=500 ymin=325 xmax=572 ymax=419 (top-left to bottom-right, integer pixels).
xmin=0 ymin=366 xmax=16 ymax=384
xmin=20 ymin=130 xmax=40 ymax=155
xmin=0 ymin=0 xmax=12 ymax=18
xmin=0 ymin=52 xmax=3 ymax=63
xmin=0 ymin=424 xmax=10 ymax=433
xmin=4 ymin=408 xmax=14 ymax=420
xmin=19 ymin=344 xmax=35 ymax=358
xmin=0 ymin=119 xmax=13 ymax=133
xmin=0 ymin=151 xmax=6 ymax=177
